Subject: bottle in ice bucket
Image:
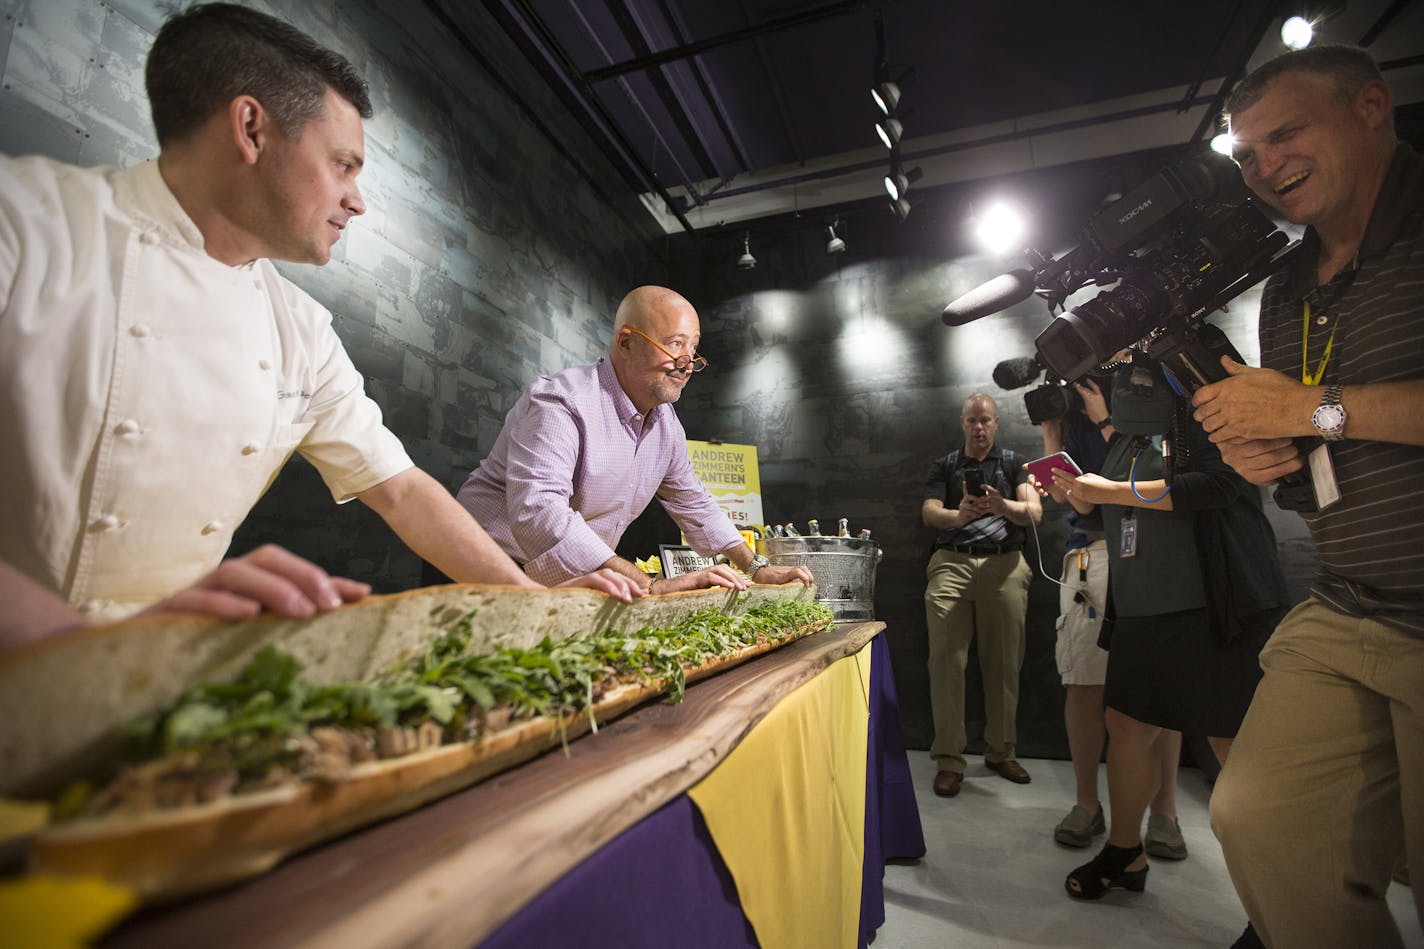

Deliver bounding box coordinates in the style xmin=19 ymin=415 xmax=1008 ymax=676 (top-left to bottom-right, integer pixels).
xmin=771 ymin=524 xmax=785 ymax=538
xmin=837 ymin=517 xmax=850 ymax=537
xmin=858 ymin=528 xmax=871 ymax=540
xmin=784 ymin=522 xmax=801 ymax=537
xmin=807 ymin=518 xmax=821 ymax=536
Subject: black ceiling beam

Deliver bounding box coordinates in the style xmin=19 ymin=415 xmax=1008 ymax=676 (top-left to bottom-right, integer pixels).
xmin=605 ymin=0 xmax=721 ymax=182
xmin=656 ymin=0 xmax=754 ymax=174
xmin=692 ymin=92 xmax=1228 ymax=205
xmin=1184 ymin=0 xmax=1283 ymax=146
xmin=491 ymin=0 xmax=697 ymax=231
xmin=582 ymin=0 xmax=881 ymax=83
xmin=1359 ymin=0 xmax=1414 ymax=47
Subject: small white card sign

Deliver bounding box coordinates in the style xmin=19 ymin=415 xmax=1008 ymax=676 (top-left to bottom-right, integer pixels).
xmin=657 ymin=544 xmax=716 ymax=578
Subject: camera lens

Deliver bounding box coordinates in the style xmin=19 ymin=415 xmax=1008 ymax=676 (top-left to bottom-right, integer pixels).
xmin=1035 ymin=277 xmax=1170 ymax=381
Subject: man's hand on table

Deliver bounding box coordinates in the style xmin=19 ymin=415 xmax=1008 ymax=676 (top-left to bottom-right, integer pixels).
xmin=752 ymin=564 xmax=814 ymax=586
xmin=140 ymin=544 xmax=371 ymax=621
xmin=556 ymin=568 xmax=646 ymax=602
xmin=654 ymin=564 xmax=750 ymax=594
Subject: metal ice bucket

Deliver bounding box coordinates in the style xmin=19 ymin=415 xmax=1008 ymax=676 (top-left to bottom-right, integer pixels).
xmin=763 ymin=535 xmax=883 ymax=622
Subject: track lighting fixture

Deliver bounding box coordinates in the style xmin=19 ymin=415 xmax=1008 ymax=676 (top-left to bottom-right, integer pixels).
xmin=883 ymin=163 xmax=922 ymax=202
xmin=737 ymin=232 xmax=757 ymax=270
xmin=825 ymin=221 xmax=846 ymax=255
xmin=889 ymin=196 xmax=912 ymax=221
xmin=875 ymin=116 xmax=904 ymax=149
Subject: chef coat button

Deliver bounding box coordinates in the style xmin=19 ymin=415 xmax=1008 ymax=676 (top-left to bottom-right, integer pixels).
xmin=94 ymin=513 xmax=120 ymax=531
xmin=115 ymin=419 xmax=140 ymax=437
xmin=201 ymin=520 xmax=225 ymax=536
xmin=254 ymin=279 xmax=264 ymax=290
xmin=258 ymin=359 xmax=272 ymax=371
xmin=241 ymin=442 xmax=260 ymax=455
xmin=130 ymin=323 xmax=151 ymax=338
xmin=139 ymin=231 xmax=158 ymax=245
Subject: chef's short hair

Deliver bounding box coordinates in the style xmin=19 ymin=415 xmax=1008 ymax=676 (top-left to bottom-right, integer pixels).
xmin=146 ymin=2 xmax=371 ymax=146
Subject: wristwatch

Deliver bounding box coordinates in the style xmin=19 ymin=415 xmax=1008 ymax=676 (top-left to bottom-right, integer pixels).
xmin=746 ymin=554 xmax=771 ymax=578
xmin=1095 ymin=416 xmax=1113 ymax=431
xmin=1311 ymin=384 xmax=1348 ymax=442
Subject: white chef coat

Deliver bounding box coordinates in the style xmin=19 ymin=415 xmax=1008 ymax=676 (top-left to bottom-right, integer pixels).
xmin=0 ymin=156 xmax=412 ymax=620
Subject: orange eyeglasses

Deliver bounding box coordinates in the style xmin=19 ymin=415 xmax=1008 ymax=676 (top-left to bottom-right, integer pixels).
xmin=624 ymin=325 xmax=709 ymax=372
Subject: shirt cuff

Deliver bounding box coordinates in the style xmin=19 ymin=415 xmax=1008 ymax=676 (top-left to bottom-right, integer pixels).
xmin=522 ymin=530 xmax=618 ymax=585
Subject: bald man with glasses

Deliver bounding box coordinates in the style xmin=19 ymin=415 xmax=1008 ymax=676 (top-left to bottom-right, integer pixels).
xmin=456 ymin=286 xmax=812 ymax=594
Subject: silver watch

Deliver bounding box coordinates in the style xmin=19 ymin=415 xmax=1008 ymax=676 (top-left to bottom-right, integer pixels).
xmin=1311 ymin=383 xmax=1347 ymax=442
xmin=747 ymin=554 xmax=771 ymax=578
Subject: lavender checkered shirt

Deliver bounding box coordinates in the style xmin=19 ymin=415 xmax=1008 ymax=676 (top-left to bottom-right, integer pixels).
xmin=456 ymin=358 xmax=744 ymax=584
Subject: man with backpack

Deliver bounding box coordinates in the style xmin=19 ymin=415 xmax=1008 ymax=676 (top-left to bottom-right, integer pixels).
xmin=921 ymin=393 xmax=1043 ymax=796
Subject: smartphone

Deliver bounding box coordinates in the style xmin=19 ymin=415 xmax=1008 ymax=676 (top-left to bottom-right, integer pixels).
xmin=1024 ymin=451 xmax=1083 ymax=488
xmin=962 ymin=468 xmax=988 ymax=497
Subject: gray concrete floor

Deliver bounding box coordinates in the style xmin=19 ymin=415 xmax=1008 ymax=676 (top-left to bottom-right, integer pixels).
xmin=873 ymin=755 xmax=1422 ymax=948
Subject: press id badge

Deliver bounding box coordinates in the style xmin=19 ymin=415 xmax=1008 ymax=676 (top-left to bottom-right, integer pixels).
xmin=1119 ymin=511 xmax=1138 ymax=558
xmin=1309 ymin=443 xmax=1342 ymax=511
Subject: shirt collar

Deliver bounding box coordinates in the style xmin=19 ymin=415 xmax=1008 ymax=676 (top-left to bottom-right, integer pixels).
xmin=960 ymin=444 xmax=1001 ymax=464
xmin=596 ymin=357 xmax=666 ymax=429
xmin=1285 ymin=142 xmax=1424 ymax=298
xmin=113 ymin=159 xmax=210 ymax=254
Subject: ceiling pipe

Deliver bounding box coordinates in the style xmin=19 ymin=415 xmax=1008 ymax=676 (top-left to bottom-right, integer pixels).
xmin=582 ymin=0 xmax=886 ymax=83
xmin=490 ymin=0 xmax=697 ymax=231
xmin=1184 ymin=0 xmax=1285 ymax=147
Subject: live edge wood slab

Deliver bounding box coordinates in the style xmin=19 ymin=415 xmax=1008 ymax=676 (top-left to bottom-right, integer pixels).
xmin=103 ymin=621 xmax=885 ymax=949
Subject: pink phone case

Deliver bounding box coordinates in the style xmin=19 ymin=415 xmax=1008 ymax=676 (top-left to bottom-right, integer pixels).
xmin=1024 ymin=451 xmax=1083 ymax=487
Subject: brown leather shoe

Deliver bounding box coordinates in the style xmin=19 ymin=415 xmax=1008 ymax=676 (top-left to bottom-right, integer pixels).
xmin=987 ymin=759 xmax=1032 ymax=784
xmin=933 ymin=771 xmax=963 ymax=797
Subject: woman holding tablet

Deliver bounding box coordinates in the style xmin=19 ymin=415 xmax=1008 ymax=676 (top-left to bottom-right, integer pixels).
xmin=1031 ymin=357 xmax=1287 ymax=905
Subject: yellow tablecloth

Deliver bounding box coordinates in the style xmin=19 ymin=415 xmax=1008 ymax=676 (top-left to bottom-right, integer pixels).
xmin=689 ymin=643 xmax=872 ymax=949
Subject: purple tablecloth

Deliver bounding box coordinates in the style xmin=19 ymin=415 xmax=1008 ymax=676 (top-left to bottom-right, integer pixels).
xmin=480 ymin=632 xmax=925 ymax=948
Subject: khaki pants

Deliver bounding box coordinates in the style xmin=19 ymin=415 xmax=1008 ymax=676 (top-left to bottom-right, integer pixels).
xmin=1211 ymin=598 xmax=1424 ymax=948
xmin=923 ymin=547 xmax=1032 ymax=775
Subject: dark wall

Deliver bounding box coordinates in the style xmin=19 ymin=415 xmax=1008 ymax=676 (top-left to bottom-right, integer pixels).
xmin=662 ymin=161 xmax=1318 ymax=756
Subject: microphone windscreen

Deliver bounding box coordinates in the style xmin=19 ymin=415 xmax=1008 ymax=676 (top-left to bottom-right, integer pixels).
xmin=942 ymin=269 xmax=1036 ymax=326
xmin=991 ymin=356 xmax=1043 ymax=390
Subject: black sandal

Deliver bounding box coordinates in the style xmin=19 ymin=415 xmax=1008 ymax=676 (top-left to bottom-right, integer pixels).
xmin=1065 ymin=842 xmax=1149 ymax=900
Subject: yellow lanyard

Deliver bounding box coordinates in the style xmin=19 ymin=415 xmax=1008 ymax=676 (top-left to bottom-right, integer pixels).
xmin=1301 ymin=300 xmax=1337 ymax=385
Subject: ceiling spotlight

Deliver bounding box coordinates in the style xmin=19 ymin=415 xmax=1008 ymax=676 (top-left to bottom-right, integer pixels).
xmin=871 ymin=80 xmax=901 ymax=115
xmin=1281 ymin=14 xmax=1314 ymax=49
xmin=825 ymin=222 xmax=846 ymax=255
xmin=875 ymin=117 xmax=904 ymax=149
xmin=1210 ymin=132 xmax=1236 ymax=156
xmin=884 ymin=165 xmax=922 ymax=202
xmin=973 ymin=202 xmax=1027 ymax=256
xmin=889 ymin=196 xmax=912 ymax=222
xmin=737 ymin=233 xmax=757 ymax=270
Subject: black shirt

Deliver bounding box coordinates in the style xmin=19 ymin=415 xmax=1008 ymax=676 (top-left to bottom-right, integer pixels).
xmin=923 ymin=444 xmax=1028 ymax=551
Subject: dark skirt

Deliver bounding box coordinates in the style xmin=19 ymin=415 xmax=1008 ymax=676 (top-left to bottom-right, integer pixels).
xmin=1103 ymin=605 xmax=1278 ymax=738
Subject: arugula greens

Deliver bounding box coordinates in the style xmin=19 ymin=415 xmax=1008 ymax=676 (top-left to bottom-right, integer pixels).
xmin=73 ymin=598 xmax=831 ymax=816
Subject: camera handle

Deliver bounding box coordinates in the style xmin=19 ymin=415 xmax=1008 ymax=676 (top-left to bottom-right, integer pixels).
xmin=1145 ymin=329 xmax=1318 ymax=513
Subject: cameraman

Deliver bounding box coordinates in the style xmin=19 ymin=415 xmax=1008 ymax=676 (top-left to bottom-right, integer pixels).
xmin=1039 ymin=379 xmax=1186 ymax=861
xmin=1193 ymin=45 xmax=1424 ymax=945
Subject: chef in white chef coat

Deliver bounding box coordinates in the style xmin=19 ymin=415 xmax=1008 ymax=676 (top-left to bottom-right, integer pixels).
xmin=0 ymin=3 xmax=639 ymax=652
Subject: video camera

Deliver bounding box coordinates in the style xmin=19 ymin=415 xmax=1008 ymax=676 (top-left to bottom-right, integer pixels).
xmin=958 ymin=150 xmax=1296 ymax=396
xmin=950 ymin=149 xmax=1314 ymax=508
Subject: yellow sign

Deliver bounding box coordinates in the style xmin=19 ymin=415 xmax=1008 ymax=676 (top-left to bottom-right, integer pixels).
xmin=686 ymin=440 xmax=763 ymax=529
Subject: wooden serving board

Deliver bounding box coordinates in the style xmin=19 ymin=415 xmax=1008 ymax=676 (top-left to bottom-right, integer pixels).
xmin=103 ymin=622 xmax=886 ymax=949
xmin=28 ymin=618 xmax=829 ymax=902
